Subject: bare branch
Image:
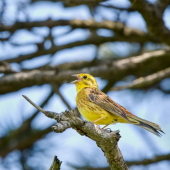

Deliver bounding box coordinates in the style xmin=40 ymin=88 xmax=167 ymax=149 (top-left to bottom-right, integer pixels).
xmin=129 ymin=0 xmax=170 ymax=45
xmin=1 ymin=49 xmax=170 ymax=94
xmin=4 ymin=32 xmax=159 ymax=64
xmin=49 ymin=156 xmax=62 ymax=170
xmin=27 ymin=59 xmax=98 ymax=72
xmin=102 ymin=80 xmax=116 ymax=93
xmin=126 ymin=153 xmax=170 ymax=166
xmin=69 ymin=165 xmax=110 ymax=170
xmin=111 ymin=67 xmax=170 ymax=91
xmin=0 ymin=37 xmax=9 ymax=41
xmin=22 ymin=95 xmax=129 ymax=170
xmin=156 ymin=85 xmax=170 ymax=94
xmin=0 ymin=126 xmax=52 ymax=157
xmin=27 ymin=90 xmax=54 ymax=121
xmin=0 ymin=61 xmax=16 ymax=74
xmin=156 ymin=0 xmax=170 ymax=14
xmin=31 ymin=0 xmax=106 ymax=5
xmin=69 ymin=153 xmax=170 ymax=169
xmin=1 ymin=19 xmax=160 ymax=64
xmin=99 ymin=4 xmax=135 ymax=12
xmin=0 ymin=91 xmax=54 ymax=157
xmin=51 ymin=83 xmax=72 ymax=110
xmin=0 ymin=19 xmax=143 ymax=34
xmin=22 ymin=95 xmax=45 ymax=114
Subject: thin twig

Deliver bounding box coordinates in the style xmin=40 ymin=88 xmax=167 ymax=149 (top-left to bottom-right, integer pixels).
xmin=26 ymin=90 xmax=54 ymax=121
xmin=110 ymin=67 xmax=170 ymax=91
xmin=51 ymin=83 xmax=71 ymax=110
xmin=22 ymin=95 xmax=45 ymax=114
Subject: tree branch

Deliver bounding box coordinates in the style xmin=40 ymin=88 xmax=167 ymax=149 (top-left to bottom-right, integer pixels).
xmin=49 ymin=156 xmax=62 ymax=170
xmin=24 ymin=59 xmax=98 ymax=72
xmin=0 ymin=126 xmax=52 ymax=157
xmin=1 ymin=49 xmax=170 ymax=94
xmin=70 ymin=153 xmax=170 ymax=169
xmin=129 ymin=0 xmax=170 ymax=45
xmin=51 ymin=83 xmax=72 ymax=110
xmin=0 ymin=19 xmax=144 ymax=34
xmin=111 ymin=67 xmax=170 ymax=91
xmin=126 ymin=153 xmax=170 ymax=166
xmin=4 ymin=31 xmax=159 ymax=64
xmin=0 ymin=61 xmax=16 ymax=74
xmin=31 ymin=0 xmax=106 ymax=5
xmin=0 ymin=90 xmax=54 ymax=157
xmin=156 ymin=0 xmax=170 ymax=14
xmin=99 ymin=4 xmax=135 ymax=12
xmin=70 ymin=165 xmax=110 ymax=170
xmin=156 ymin=85 xmax=170 ymax=94
xmin=22 ymin=95 xmax=129 ymax=170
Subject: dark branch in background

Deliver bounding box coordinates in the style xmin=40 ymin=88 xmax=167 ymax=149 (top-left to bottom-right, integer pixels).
xmin=0 ymin=19 xmax=143 ymax=34
xmin=22 ymin=95 xmax=129 ymax=170
xmin=1 ymin=49 xmax=170 ymax=94
xmin=1 ymin=19 xmax=160 ymax=64
xmin=0 ymin=61 xmax=16 ymax=74
xmin=71 ymin=153 xmax=170 ymax=169
xmin=129 ymin=0 xmax=170 ymax=45
xmin=30 ymin=59 xmax=99 ymax=72
xmin=25 ymin=90 xmax=54 ymax=123
xmin=51 ymin=83 xmax=71 ymax=110
xmin=102 ymin=80 xmax=116 ymax=93
xmin=21 ymin=48 xmax=169 ymax=72
xmin=126 ymin=153 xmax=170 ymax=166
xmin=31 ymin=0 xmax=106 ymax=5
xmin=111 ymin=67 xmax=170 ymax=91
xmin=4 ymin=32 xmax=159 ymax=64
xmin=133 ymin=128 xmax=162 ymax=154
xmin=156 ymin=0 xmax=170 ymax=14
xmin=0 ymin=37 xmax=9 ymax=41
xmin=156 ymin=85 xmax=170 ymax=94
xmin=49 ymin=156 xmax=62 ymax=170
xmin=0 ymin=126 xmax=52 ymax=157
xmin=99 ymin=4 xmax=135 ymax=12
xmin=71 ymin=165 xmax=110 ymax=170
xmin=0 ymin=90 xmax=54 ymax=157
xmin=59 ymin=0 xmax=106 ymax=4
xmin=0 ymin=85 xmax=72 ymax=157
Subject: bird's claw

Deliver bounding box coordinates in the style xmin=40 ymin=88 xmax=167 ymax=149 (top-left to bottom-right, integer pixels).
xmin=94 ymin=124 xmax=100 ymax=129
xmin=103 ymin=128 xmax=112 ymax=132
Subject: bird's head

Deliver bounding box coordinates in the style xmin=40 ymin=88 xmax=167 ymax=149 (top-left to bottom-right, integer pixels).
xmin=71 ymin=73 xmax=98 ymax=93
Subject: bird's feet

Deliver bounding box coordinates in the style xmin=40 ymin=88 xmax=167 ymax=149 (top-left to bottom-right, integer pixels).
xmin=94 ymin=124 xmax=100 ymax=129
xmin=93 ymin=124 xmax=102 ymax=133
xmin=103 ymin=128 xmax=112 ymax=132
xmin=94 ymin=124 xmax=111 ymax=132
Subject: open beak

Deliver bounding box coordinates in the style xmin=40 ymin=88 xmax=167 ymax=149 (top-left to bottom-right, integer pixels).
xmin=71 ymin=74 xmax=81 ymax=84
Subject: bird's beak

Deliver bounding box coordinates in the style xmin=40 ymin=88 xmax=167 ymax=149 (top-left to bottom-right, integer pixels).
xmin=71 ymin=74 xmax=81 ymax=84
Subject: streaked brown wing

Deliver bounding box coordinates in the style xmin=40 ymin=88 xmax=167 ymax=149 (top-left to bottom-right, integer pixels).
xmin=86 ymin=88 xmax=129 ymax=122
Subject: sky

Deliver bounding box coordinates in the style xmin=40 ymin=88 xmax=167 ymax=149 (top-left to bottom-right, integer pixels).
xmin=0 ymin=0 xmax=170 ymax=169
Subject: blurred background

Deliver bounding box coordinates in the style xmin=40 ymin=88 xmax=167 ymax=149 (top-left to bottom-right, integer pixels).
xmin=0 ymin=0 xmax=170 ymax=169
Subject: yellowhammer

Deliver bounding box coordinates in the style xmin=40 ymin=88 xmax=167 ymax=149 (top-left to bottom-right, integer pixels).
xmin=71 ymin=73 xmax=164 ymax=136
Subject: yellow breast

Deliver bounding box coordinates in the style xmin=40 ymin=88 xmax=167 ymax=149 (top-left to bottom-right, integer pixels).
xmin=76 ymin=89 xmax=123 ymax=125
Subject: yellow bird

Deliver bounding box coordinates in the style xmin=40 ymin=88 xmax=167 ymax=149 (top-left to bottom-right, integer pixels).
xmin=71 ymin=73 xmax=164 ymax=136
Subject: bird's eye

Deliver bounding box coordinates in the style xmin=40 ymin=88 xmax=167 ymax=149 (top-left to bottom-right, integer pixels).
xmin=83 ymin=75 xmax=87 ymax=79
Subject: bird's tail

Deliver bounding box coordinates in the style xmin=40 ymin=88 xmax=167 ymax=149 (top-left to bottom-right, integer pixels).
xmin=127 ymin=116 xmax=165 ymax=137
